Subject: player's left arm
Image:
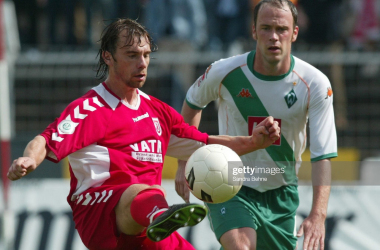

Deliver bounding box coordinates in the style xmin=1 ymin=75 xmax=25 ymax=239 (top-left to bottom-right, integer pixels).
xmin=297 ymin=159 xmax=331 ymax=250
xmin=170 ymin=104 xmax=280 ymax=156
xmin=208 ymin=116 xmax=280 ymax=155
xmin=297 ymin=72 xmax=337 ymax=250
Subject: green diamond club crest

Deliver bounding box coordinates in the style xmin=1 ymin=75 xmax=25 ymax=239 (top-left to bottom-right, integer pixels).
xmin=284 ymin=89 xmax=297 ymax=108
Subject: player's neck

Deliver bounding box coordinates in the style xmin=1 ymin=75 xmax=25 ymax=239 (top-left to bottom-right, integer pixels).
xmin=105 ymin=79 xmax=139 ymax=106
xmin=253 ymin=53 xmax=291 ymax=76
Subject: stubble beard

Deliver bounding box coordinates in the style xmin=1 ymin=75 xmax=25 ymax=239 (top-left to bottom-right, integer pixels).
xmin=126 ymin=80 xmax=145 ymax=89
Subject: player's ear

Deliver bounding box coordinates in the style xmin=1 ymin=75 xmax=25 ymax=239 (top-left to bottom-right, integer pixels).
xmin=292 ymin=26 xmax=299 ymax=42
xmin=252 ymin=24 xmax=257 ymax=40
xmin=102 ymin=51 xmax=113 ymax=66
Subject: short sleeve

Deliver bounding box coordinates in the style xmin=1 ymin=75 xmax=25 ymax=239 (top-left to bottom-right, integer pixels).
xmin=41 ymin=95 xmax=109 ymax=163
xmin=308 ymin=73 xmax=338 ymax=162
xmin=186 ymin=61 xmax=226 ymax=109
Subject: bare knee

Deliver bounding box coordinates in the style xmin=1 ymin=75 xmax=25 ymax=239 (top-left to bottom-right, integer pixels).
xmin=220 ymin=227 xmax=256 ymax=250
xmin=223 ymin=241 xmax=256 ymax=250
xmin=118 ymin=184 xmax=164 ymax=208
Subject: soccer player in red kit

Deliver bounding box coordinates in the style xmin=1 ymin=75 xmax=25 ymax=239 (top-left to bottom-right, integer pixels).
xmin=7 ymin=19 xmax=280 ymax=250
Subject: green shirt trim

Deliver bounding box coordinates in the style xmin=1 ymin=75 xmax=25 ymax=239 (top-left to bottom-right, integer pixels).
xmin=186 ymin=98 xmax=204 ymax=110
xmin=247 ymin=51 xmax=295 ymax=81
xmin=311 ymin=153 xmax=338 ymax=162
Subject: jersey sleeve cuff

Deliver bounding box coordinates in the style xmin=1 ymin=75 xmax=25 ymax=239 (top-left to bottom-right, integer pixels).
xmin=40 ymin=133 xmax=61 ymax=163
xmin=186 ymin=99 xmax=205 ymax=110
xmin=311 ymin=152 xmax=338 ymax=162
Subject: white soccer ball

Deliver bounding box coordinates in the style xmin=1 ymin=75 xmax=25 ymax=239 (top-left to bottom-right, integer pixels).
xmin=185 ymin=144 xmax=244 ymax=204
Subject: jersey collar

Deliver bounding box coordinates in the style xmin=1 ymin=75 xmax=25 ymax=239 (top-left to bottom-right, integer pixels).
xmin=247 ymin=50 xmax=295 ymax=81
xmin=93 ymin=83 xmax=141 ymax=110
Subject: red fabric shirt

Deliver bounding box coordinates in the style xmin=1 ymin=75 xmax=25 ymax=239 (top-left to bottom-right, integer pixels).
xmin=41 ymin=82 xmax=208 ymax=199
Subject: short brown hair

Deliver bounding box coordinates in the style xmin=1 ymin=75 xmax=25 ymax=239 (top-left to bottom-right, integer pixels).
xmin=96 ymin=19 xmax=157 ymax=79
xmin=253 ymin=0 xmax=298 ymax=28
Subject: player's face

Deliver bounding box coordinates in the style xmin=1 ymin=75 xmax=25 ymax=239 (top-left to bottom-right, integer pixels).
xmin=252 ymin=4 xmax=298 ymax=70
xmin=110 ymin=32 xmax=151 ymax=89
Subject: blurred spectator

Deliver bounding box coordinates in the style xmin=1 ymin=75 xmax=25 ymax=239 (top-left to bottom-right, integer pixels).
xmin=82 ymin=0 xmax=145 ymax=47
xmin=205 ymin=0 xmax=250 ymax=51
xmin=144 ymin=0 xmax=207 ymax=49
xmin=117 ymin=0 xmax=144 ymax=20
xmin=144 ymin=0 xmax=168 ymax=42
xmin=348 ymin=0 xmax=380 ymax=51
xmin=13 ymin=0 xmax=41 ymax=45
xmin=348 ymin=0 xmax=380 ymax=80
xmin=298 ymin=0 xmax=348 ymax=130
xmin=83 ymin=0 xmax=117 ymax=46
xmin=298 ymin=0 xmax=344 ymax=45
xmin=47 ymin=0 xmax=77 ymax=45
xmin=143 ymin=0 xmax=207 ymax=110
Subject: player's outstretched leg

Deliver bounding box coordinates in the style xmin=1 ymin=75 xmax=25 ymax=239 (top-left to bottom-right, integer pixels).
xmin=146 ymin=203 xmax=208 ymax=242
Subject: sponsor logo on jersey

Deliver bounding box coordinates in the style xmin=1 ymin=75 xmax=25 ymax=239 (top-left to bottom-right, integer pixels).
xmin=130 ymin=140 xmax=163 ymax=163
xmin=237 ymin=88 xmax=253 ymax=98
xmin=152 ymin=117 xmax=162 ymax=136
xmin=57 ymin=118 xmax=78 ymax=135
xmin=133 ymin=112 xmax=149 ymax=122
xmin=325 ymin=87 xmax=333 ymax=99
xmin=248 ymin=116 xmax=282 ymax=145
xmin=284 ymin=89 xmax=297 ymax=108
xmin=132 ymin=152 xmax=163 ymax=163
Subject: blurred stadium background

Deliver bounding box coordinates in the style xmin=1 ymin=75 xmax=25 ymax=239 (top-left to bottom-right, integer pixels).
xmin=1 ymin=0 xmax=380 ymax=249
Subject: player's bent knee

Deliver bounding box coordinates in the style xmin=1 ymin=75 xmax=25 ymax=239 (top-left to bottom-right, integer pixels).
xmin=149 ymin=185 xmax=166 ymax=197
xmin=222 ymin=243 xmax=256 ymax=250
xmin=118 ymin=184 xmax=149 ymax=206
xmin=117 ymin=184 xmax=165 ymax=214
xmin=115 ymin=184 xmax=152 ymax=235
xmin=220 ymin=228 xmax=257 ymax=250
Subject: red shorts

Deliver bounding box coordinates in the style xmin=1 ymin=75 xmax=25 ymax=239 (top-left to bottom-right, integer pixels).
xmin=68 ymin=184 xmax=195 ymax=250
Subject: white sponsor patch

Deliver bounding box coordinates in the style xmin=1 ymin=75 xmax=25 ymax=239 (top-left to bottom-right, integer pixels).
xmin=132 ymin=152 xmax=163 ymax=163
xmin=58 ymin=119 xmax=77 ymax=134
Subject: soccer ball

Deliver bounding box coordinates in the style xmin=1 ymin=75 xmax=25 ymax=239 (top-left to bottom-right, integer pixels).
xmin=185 ymin=144 xmax=244 ymax=204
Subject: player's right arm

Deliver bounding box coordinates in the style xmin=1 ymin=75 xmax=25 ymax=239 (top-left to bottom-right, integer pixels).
xmin=181 ymin=100 xmax=203 ymax=127
xmin=174 ymin=60 xmax=229 ymax=202
xmin=8 ymin=91 xmax=108 ymax=181
xmin=175 ymin=101 xmax=203 ymax=202
xmin=7 ymin=135 xmax=48 ymax=181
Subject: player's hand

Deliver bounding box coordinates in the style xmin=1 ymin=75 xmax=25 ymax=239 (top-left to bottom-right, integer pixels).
xmin=175 ymin=160 xmax=190 ymax=203
xmin=251 ymin=116 xmax=280 ymax=149
xmin=7 ymin=157 xmax=37 ymax=181
xmin=297 ymin=214 xmax=326 ymax=250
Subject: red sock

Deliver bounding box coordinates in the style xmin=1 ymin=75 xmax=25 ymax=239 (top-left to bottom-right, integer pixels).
xmin=130 ymin=188 xmax=169 ymax=227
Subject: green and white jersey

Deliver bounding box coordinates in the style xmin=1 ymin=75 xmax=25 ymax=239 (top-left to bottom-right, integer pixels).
xmin=186 ymin=51 xmax=338 ymax=192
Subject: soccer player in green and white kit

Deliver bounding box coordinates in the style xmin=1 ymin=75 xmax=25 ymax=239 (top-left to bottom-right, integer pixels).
xmin=175 ymin=0 xmax=337 ymax=249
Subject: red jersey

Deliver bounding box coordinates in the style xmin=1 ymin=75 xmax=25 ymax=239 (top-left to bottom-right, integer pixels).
xmin=41 ymin=83 xmax=208 ymax=200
